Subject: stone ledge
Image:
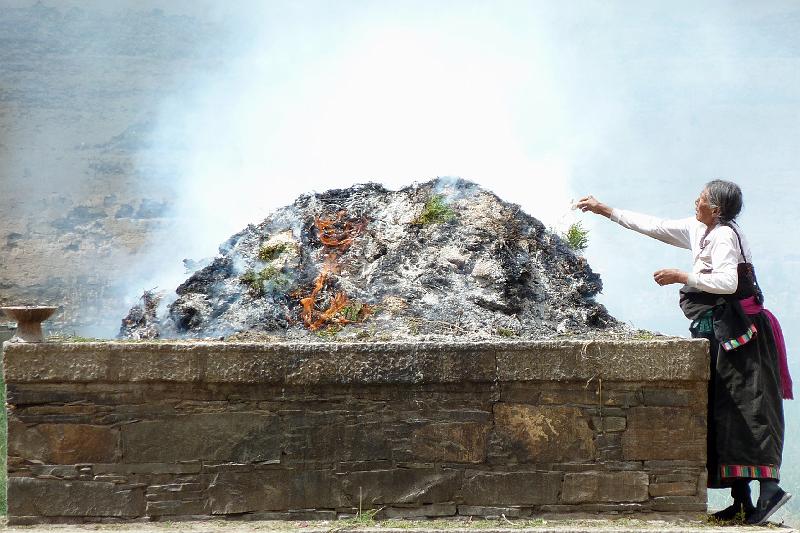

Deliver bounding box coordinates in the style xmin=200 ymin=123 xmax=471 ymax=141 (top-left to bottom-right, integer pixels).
xmin=3 ymin=339 xmax=709 ymax=384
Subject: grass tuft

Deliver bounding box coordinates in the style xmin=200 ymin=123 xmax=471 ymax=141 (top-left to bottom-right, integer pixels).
xmin=258 ymin=242 xmax=290 ymax=262
xmin=332 ymin=507 xmax=383 ymax=529
xmin=338 ymin=301 xmax=373 ymax=323
xmin=563 ymin=221 xmax=589 ymax=252
xmin=315 ymin=324 xmax=343 ymax=340
xmin=496 ymin=327 xmax=517 ymax=337
xmin=240 ymin=266 xmax=292 ymax=296
xmin=415 ymin=194 xmax=456 ymax=225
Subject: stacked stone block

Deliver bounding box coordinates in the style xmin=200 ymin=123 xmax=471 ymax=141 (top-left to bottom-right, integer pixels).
xmin=3 ymin=339 xmax=709 ymax=524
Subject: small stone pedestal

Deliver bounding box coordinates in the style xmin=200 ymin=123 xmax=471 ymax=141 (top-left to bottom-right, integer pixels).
xmin=0 ymin=306 xmax=58 ymax=343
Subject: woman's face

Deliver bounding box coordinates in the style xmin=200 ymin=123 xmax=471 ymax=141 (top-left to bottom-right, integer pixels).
xmin=695 ymin=188 xmax=718 ymax=226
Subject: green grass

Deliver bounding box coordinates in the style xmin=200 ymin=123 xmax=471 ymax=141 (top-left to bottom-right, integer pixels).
xmin=339 ymin=301 xmax=373 ymax=323
xmin=315 ymin=324 xmax=343 ymax=340
xmin=563 ymin=221 xmax=589 ymax=252
xmin=240 ymin=266 xmax=292 ymax=296
xmin=415 ymin=194 xmax=456 ymax=225
xmin=258 ymin=242 xmax=291 ymax=262
xmin=496 ymin=327 xmax=517 ymax=337
xmin=332 ymin=508 xmax=382 ymax=529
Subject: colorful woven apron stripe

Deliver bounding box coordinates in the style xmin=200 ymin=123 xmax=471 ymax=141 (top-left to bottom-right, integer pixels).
xmin=720 ymin=464 xmax=779 ymax=479
xmin=721 ymin=323 xmax=758 ymax=352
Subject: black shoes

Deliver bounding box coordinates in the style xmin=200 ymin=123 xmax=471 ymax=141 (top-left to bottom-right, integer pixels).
xmin=712 ymin=501 xmax=754 ymax=522
xmin=746 ymin=489 xmax=792 ymax=526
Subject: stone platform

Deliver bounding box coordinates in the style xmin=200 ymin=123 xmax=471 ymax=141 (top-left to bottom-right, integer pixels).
xmin=3 ymin=339 xmax=709 ymax=524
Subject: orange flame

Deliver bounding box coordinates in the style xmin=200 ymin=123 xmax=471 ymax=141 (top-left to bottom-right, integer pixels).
xmin=299 ymin=211 xmax=367 ymax=330
xmin=308 ymin=291 xmax=350 ymax=330
xmin=299 ymin=272 xmax=327 ymax=328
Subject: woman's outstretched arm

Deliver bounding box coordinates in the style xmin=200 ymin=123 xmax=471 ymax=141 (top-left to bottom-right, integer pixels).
xmin=575 ymin=195 xmax=693 ymax=250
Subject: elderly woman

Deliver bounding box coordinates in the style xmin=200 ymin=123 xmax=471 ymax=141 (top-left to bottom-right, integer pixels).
xmin=577 ymin=180 xmax=792 ymax=525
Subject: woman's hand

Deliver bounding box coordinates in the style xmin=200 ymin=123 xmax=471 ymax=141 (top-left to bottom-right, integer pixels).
xmin=653 ymin=268 xmax=689 ymax=286
xmin=575 ymin=195 xmax=612 ymax=218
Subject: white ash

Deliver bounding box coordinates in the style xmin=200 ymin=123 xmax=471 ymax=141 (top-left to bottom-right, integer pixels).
xmin=119 ymin=178 xmax=623 ymax=341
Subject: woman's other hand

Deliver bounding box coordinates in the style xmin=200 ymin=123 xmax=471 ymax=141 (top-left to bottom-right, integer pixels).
xmin=653 ymin=268 xmax=689 ymax=286
xmin=575 ymin=195 xmax=612 ymax=218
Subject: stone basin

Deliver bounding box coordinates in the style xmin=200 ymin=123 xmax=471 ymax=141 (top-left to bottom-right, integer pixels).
xmin=0 ymin=306 xmax=58 ymax=343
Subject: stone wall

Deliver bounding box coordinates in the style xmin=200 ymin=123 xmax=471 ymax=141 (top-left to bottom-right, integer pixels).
xmin=3 ymin=339 xmax=709 ymax=524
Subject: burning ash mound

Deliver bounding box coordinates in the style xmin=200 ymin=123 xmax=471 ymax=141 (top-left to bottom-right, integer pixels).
xmin=120 ymin=178 xmax=621 ymax=341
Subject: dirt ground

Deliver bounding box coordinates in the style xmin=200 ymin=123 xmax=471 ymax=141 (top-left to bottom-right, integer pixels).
xmin=0 ymin=518 xmax=793 ymax=533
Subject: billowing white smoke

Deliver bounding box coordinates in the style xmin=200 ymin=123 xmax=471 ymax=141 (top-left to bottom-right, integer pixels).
xmin=126 ymin=2 xmax=581 ymax=308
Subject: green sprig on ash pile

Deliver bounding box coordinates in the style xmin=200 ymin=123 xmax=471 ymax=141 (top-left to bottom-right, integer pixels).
xmin=414 ymin=194 xmax=456 ymax=225
xmin=240 ymin=266 xmax=291 ymax=296
xmin=564 ymin=221 xmax=589 ymax=252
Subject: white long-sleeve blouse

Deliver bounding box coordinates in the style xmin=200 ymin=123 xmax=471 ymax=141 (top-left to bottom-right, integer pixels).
xmin=610 ymin=208 xmax=752 ymax=295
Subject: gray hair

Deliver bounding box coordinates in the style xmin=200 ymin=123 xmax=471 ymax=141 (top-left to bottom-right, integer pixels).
xmin=705 ymin=179 xmax=743 ymax=223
